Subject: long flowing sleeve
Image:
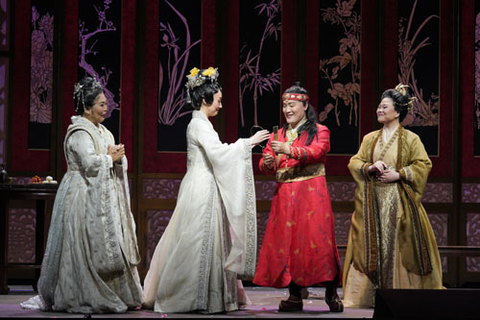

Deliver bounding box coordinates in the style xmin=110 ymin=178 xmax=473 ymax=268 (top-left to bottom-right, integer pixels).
xmin=189 ymin=118 xmax=257 ymax=277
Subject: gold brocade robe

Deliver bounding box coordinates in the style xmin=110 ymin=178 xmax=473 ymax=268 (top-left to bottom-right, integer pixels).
xmin=343 ymin=126 xmax=442 ymax=302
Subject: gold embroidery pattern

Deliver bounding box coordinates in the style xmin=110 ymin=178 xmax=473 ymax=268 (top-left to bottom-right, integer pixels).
xmin=373 ymin=181 xmax=399 ymax=288
xmin=276 ymin=163 xmax=325 ymax=183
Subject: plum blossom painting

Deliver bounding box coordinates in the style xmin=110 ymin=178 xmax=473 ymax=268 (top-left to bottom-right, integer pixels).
xmin=78 ymin=0 xmax=121 ymax=142
xmin=157 ymin=0 xmax=201 ymax=152
xmin=238 ymin=0 xmax=281 ymax=141
xmin=28 ymin=2 xmax=53 ymax=149
xmin=318 ymin=0 xmax=361 ymax=155
xmin=397 ymin=0 xmax=439 ymax=156
xmin=475 ymin=5 xmax=480 ymax=156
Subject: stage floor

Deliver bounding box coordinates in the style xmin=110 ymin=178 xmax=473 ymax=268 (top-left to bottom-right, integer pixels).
xmin=0 ymin=286 xmax=373 ymax=318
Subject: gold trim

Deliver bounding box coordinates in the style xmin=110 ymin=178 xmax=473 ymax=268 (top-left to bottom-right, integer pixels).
xmin=276 ymin=163 xmax=325 ymax=183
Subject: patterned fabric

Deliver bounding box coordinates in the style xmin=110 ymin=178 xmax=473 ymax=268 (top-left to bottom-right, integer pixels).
xmin=21 ymin=116 xmax=142 ymax=313
xmin=343 ymin=126 xmax=443 ymax=308
xmin=142 ymin=110 xmax=257 ymax=313
xmin=253 ymin=124 xmax=342 ymax=288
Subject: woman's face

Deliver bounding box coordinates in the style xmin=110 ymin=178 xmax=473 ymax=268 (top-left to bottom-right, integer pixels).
xmin=84 ymin=93 xmax=107 ymax=126
xmin=377 ymin=97 xmax=399 ymax=125
xmin=283 ymin=99 xmax=307 ymax=128
xmin=202 ymin=90 xmax=223 ymax=117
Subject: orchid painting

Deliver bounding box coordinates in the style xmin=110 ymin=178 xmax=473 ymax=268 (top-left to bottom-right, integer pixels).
xmin=397 ymin=0 xmax=439 ymax=127
xmin=158 ymin=0 xmax=201 ymax=126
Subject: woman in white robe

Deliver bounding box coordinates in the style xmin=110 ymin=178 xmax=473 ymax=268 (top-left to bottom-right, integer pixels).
xmin=21 ymin=77 xmax=143 ymax=313
xmin=142 ymin=67 xmax=269 ymax=314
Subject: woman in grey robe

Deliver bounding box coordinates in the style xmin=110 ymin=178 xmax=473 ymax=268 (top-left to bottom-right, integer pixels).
xmin=21 ymin=77 xmax=142 ymax=313
xmin=142 ymin=67 xmax=269 ymax=313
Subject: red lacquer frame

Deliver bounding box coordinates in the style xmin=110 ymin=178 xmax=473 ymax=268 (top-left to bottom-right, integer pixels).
xmin=460 ymin=0 xmax=479 ymax=178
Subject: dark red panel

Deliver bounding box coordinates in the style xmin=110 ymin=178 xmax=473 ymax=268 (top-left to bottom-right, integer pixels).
xmin=223 ymin=0 xmax=239 ymax=144
xmin=461 ymin=0 xmax=477 ymax=177
xmin=11 ymin=0 xmax=51 ymax=173
xmin=60 ymin=0 xmax=78 ymax=171
xmin=121 ymin=0 xmax=136 ymax=171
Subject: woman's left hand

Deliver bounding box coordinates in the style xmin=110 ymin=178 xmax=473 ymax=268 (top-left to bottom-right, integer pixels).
xmin=377 ymin=170 xmax=400 ymax=183
xmin=271 ymin=141 xmax=290 ymax=155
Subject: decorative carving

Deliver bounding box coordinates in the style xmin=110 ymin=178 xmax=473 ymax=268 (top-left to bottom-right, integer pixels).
xmin=327 ymin=181 xmax=356 ymax=202
xmin=466 ymin=213 xmax=480 ymax=272
xmin=146 ymin=210 xmax=173 ymax=267
xmin=422 ymin=183 xmax=452 ymax=203
xmin=143 ymin=178 xmax=181 ymax=199
xmin=333 ymin=212 xmax=353 ymax=246
xmin=254 ymin=180 xmax=276 ymax=201
xmin=462 ymin=183 xmax=480 ymax=203
xmin=8 ymin=208 xmax=36 ymax=263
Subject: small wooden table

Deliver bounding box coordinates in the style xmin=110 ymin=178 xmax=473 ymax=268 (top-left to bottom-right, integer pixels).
xmin=0 ymin=184 xmax=58 ymax=294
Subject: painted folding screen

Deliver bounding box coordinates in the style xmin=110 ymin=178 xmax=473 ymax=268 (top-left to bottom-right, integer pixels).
xmin=384 ymin=0 xmax=452 ymax=178
xmin=305 ymin=0 xmax=375 ymax=176
xmin=143 ymin=0 xmax=215 ymax=172
xmin=78 ymin=0 xmax=122 ymax=142
xmin=238 ymin=0 xmax=281 ymax=142
xmin=317 ymin=0 xmax=361 ymax=156
xmin=28 ymin=1 xmax=54 ymax=150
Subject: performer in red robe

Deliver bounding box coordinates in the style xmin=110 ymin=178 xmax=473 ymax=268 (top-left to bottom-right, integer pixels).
xmin=253 ymin=83 xmax=343 ymax=313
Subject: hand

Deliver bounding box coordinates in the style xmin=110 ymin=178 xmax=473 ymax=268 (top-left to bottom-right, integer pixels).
xmin=263 ymin=153 xmax=274 ymax=170
xmin=377 ymin=170 xmax=400 ymax=183
xmin=108 ymin=144 xmax=125 ymax=163
xmin=250 ymin=130 xmax=270 ymax=148
xmin=368 ymin=160 xmax=387 ymax=175
xmin=271 ymin=140 xmax=290 ymax=155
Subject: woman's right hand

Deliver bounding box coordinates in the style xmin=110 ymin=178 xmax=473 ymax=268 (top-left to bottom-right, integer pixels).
xmin=368 ymin=160 xmax=387 ymax=175
xmin=108 ymin=144 xmax=125 ymax=163
xmin=263 ymin=153 xmax=274 ymax=169
xmin=250 ymin=130 xmax=270 ymax=148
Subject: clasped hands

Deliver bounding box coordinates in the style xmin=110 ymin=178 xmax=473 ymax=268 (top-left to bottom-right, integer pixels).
xmin=368 ymin=160 xmax=400 ymax=183
xmin=262 ymin=141 xmax=290 ymax=170
xmin=108 ymin=143 xmax=125 ymax=163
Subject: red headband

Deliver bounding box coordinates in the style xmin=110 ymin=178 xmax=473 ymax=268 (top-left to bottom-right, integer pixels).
xmin=282 ymin=93 xmax=309 ymax=102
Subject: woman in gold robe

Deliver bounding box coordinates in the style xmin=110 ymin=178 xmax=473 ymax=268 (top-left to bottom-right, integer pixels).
xmin=343 ymin=84 xmax=443 ymax=308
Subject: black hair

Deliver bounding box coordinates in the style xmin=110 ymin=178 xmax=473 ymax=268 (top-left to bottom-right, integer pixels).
xmin=380 ymin=88 xmax=412 ymax=122
xmin=188 ymin=81 xmax=222 ymax=110
xmin=73 ymin=77 xmax=104 ymax=115
xmin=282 ymin=82 xmax=318 ymax=146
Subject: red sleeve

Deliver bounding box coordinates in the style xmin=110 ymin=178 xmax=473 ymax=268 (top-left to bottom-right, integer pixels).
xmin=259 ymin=132 xmax=277 ymax=174
xmin=291 ymin=125 xmax=330 ymax=164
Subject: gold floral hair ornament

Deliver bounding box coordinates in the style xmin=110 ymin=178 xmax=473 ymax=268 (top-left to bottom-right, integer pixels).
xmin=282 ymin=93 xmax=309 ymax=102
xmin=394 ymin=83 xmax=417 ymax=111
xmin=185 ymin=67 xmax=219 ymax=104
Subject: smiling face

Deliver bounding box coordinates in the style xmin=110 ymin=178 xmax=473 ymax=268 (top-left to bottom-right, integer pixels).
xmin=282 ymin=99 xmax=307 ymax=128
xmin=84 ymin=93 xmax=107 ymax=126
xmin=201 ymin=90 xmax=223 ymax=117
xmin=377 ymin=97 xmax=399 ymax=125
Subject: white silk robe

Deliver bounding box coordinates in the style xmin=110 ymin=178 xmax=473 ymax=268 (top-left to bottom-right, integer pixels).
xmin=22 ymin=116 xmax=142 ymax=313
xmin=143 ymin=110 xmax=257 ymax=314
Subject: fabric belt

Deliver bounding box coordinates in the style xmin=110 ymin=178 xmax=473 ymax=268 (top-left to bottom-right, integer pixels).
xmin=276 ymin=163 xmax=325 ymax=183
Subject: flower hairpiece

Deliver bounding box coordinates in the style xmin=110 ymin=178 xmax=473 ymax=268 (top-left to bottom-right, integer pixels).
xmin=185 ymin=67 xmax=219 ymax=104
xmin=185 ymin=67 xmax=219 ymax=91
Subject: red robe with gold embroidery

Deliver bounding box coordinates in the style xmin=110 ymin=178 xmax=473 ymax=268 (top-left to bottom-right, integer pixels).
xmin=253 ymin=124 xmax=342 ymax=288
